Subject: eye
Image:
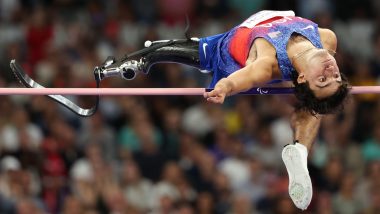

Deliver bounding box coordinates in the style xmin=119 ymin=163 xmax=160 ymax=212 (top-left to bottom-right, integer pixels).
xmin=319 ymin=76 xmax=326 ymax=82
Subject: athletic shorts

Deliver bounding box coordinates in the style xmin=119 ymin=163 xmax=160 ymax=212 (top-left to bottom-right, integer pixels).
xmin=199 ymin=31 xmax=241 ymax=87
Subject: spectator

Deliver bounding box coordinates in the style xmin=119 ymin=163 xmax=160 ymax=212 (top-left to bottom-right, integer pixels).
xmin=239 ymin=157 xmax=267 ymax=204
xmin=78 ymin=112 xmax=116 ymax=162
xmin=314 ymin=191 xmax=334 ymax=214
xmin=121 ymin=160 xmax=153 ymax=212
xmin=356 ymin=161 xmax=380 ymax=208
xmin=332 ymin=172 xmax=363 ymax=214
xmin=118 ymin=106 xmax=163 ymax=153
xmin=0 ymin=107 xmax=43 ymax=153
xmin=228 ymin=193 xmax=256 ymax=214
xmin=62 ymin=196 xmax=84 ymax=214
xmin=362 ymin=187 xmax=380 ymax=214
xmin=315 ymin=155 xmax=344 ymax=193
xmin=26 ymin=6 xmax=54 ymax=69
xmin=362 ymin=121 xmax=380 ymax=162
xmin=195 ymin=191 xmax=215 ymax=214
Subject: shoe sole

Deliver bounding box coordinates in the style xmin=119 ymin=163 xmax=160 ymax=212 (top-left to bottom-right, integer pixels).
xmin=282 ymin=145 xmax=312 ymax=210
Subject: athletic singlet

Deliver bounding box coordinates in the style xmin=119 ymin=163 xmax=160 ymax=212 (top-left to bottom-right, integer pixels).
xmin=199 ymin=10 xmax=324 ymax=87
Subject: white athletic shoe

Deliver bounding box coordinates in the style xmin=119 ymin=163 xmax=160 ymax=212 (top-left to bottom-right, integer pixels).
xmin=281 ymin=143 xmax=312 ymax=210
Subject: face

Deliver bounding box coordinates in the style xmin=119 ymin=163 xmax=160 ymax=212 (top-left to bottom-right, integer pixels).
xmin=297 ymin=49 xmax=342 ymax=98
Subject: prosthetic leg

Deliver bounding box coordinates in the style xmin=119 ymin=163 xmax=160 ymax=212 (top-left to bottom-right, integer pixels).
xmin=10 ymin=38 xmax=202 ymax=116
xmin=94 ymin=38 xmax=201 ymax=82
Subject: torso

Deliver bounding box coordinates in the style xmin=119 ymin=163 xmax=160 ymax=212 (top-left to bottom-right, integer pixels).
xmin=246 ymin=28 xmax=337 ymax=82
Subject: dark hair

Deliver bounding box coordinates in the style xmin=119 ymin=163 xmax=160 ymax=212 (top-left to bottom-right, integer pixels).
xmin=291 ymin=72 xmax=350 ymax=115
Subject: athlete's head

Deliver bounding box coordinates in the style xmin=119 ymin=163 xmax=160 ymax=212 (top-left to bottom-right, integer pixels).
xmin=292 ymin=48 xmax=350 ymax=114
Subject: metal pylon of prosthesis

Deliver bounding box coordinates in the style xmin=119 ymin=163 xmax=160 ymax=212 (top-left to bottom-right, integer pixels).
xmin=10 ymin=14 xmax=199 ymax=117
xmin=10 ymin=36 xmax=200 ymax=117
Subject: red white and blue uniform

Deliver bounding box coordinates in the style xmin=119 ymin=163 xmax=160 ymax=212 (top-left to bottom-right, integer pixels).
xmin=199 ymin=10 xmax=324 ymax=87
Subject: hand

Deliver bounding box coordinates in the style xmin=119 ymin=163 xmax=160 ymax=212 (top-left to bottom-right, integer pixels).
xmin=203 ymin=79 xmax=231 ymax=104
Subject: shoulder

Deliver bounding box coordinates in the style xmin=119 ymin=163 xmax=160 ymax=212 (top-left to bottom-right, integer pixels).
xmin=252 ymin=38 xmax=277 ymax=59
xmin=248 ymin=38 xmax=279 ymax=77
xmin=318 ymin=28 xmax=338 ymax=51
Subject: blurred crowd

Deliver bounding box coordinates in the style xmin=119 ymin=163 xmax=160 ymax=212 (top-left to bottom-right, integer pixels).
xmin=1 ymin=0 xmax=380 ymax=213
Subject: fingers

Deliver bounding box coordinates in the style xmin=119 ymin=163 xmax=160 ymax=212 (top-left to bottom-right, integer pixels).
xmin=207 ymin=96 xmax=224 ymax=104
xmin=203 ymin=90 xmax=225 ymax=104
xmin=203 ymin=89 xmax=217 ymax=98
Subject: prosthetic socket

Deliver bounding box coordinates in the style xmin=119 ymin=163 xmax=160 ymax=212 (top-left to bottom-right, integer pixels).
xmin=94 ymin=38 xmax=201 ymax=82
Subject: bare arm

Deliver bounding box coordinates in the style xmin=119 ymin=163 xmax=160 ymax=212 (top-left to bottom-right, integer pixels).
xmin=204 ymin=38 xmax=278 ymax=104
xmin=204 ymin=56 xmax=276 ymax=103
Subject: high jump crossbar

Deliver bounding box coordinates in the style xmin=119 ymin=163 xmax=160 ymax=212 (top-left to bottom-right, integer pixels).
xmin=0 ymin=86 xmax=377 ymax=96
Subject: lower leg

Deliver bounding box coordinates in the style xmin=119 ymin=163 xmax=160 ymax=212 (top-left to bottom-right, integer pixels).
xmin=290 ymin=110 xmax=321 ymax=150
xmin=281 ymin=110 xmax=322 ymax=210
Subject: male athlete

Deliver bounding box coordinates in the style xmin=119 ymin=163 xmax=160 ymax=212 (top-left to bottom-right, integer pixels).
xmin=96 ymin=10 xmax=349 ymax=210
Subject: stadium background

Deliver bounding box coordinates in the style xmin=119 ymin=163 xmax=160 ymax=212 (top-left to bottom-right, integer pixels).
xmin=0 ymin=0 xmax=380 ymax=213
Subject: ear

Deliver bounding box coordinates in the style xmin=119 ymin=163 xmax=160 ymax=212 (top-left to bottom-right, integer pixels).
xmin=297 ymin=73 xmax=306 ymax=84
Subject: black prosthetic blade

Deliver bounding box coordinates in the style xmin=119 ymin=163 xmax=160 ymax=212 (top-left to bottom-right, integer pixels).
xmin=10 ymin=59 xmax=99 ymax=117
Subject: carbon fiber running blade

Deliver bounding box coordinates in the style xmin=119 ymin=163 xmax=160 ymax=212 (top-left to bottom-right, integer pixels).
xmin=10 ymin=59 xmax=99 ymax=117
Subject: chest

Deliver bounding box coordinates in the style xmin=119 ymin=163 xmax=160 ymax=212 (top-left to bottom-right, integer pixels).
xmin=246 ymin=34 xmax=309 ymax=79
xmin=248 ymin=34 xmax=308 ymax=59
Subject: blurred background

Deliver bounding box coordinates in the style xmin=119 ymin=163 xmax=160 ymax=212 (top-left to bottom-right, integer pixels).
xmin=1 ymin=0 xmax=380 ymax=213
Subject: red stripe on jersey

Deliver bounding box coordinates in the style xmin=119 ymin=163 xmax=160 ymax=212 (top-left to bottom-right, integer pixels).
xmin=229 ymin=16 xmax=283 ymax=66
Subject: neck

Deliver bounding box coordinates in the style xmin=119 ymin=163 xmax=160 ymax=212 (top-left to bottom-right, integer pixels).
xmin=289 ymin=41 xmax=316 ymax=74
xmin=292 ymin=47 xmax=315 ymax=62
